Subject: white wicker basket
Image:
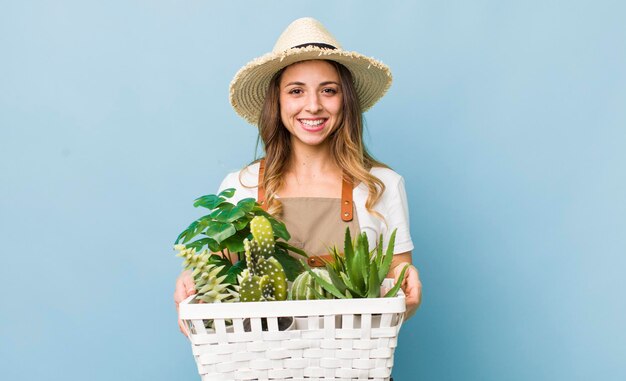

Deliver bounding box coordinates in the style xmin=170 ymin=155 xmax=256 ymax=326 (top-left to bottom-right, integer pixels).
xmin=179 ymin=279 xmax=406 ymax=381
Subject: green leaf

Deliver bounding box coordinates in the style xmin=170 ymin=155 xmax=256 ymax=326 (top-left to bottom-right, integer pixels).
xmin=174 ymin=227 xmax=190 ymax=245
xmin=339 ymin=271 xmax=360 ymax=298
xmin=375 ymin=234 xmax=384 ymax=267
xmin=275 ymin=241 xmax=308 ymax=258
xmin=269 ymin=218 xmax=290 ymax=241
xmin=176 ymin=214 xmax=216 ymax=244
xmin=378 ymin=229 xmax=397 ymax=282
xmin=237 ymin=198 xmax=257 ymax=213
xmin=193 ymin=194 xmax=225 ymax=209
xmin=207 ymin=254 xmax=233 ymax=271
xmin=303 ymin=262 xmax=346 ymax=299
xmin=384 ymin=264 xmax=410 ymax=298
xmin=205 ymin=221 xmax=236 ymax=244
xmin=185 ymin=238 xmax=215 ymax=252
xmin=218 ymin=188 xmax=236 ymax=198
xmin=273 ymin=247 xmax=304 ymax=281
xmin=232 ymin=218 xmax=250 ymax=231
xmin=367 ymin=263 xmax=381 ymax=298
xmin=348 ymin=233 xmax=367 ymax=294
xmin=211 ymin=203 xmax=234 ymax=222
xmin=221 ymin=230 xmax=250 ymax=253
xmin=216 ymin=205 xmax=245 ymax=223
xmin=179 ymin=222 xmax=198 ymax=244
xmin=225 ymin=260 xmax=246 ymax=284
xmin=309 ymin=286 xmax=330 ymax=300
xmin=183 ymin=220 xmax=205 ymax=244
xmin=208 ymin=239 xmax=222 ymax=253
xmin=328 ymin=246 xmax=345 ymax=273
xmin=325 ymin=265 xmax=348 ymax=295
xmin=343 ymin=228 xmax=355 ymax=268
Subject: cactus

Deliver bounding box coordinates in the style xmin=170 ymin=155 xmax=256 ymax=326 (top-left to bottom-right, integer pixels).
xmin=239 ymin=216 xmax=288 ymax=302
xmin=290 ymin=268 xmax=334 ymax=300
xmin=175 ymin=245 xmax=237 ymax=303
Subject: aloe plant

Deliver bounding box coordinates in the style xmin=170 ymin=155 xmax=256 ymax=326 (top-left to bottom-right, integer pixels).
xmin=303 ymin=228 xmax=409 ymax=299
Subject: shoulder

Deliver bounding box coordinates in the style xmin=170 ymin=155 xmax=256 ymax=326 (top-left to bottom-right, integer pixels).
xmin=368 ymin=166 xmax=409 ymax=206
xmin=217 ymin=162 xmax=260 ymax=202
xmin=220 ymin=162 xmax=260 ymax=187
xmin=354 ymin=166 xmax=406 ymax=203
xmin=369 ymin=166 xmax=404 ymax=187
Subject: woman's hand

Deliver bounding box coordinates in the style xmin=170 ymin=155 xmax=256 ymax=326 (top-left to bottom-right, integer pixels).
xmin=174 ymin=270 xmax=196 ymax=336
xmin=389 ymin=252 xmax=422 ymax=320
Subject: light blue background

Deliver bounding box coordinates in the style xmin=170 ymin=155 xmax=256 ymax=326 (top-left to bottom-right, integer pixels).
xmin=1 ymin=1 xmax=625 ymax=380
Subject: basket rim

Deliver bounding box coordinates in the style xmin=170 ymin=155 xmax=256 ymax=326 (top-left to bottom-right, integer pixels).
xmin=180 ymin=279 xmax=406 ymax=319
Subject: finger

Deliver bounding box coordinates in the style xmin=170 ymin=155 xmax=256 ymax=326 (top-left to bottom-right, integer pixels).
xmin=393 ymin=263 xmax=408 ymax=281
xmin=406 ymin=268 xmax=421 ymax=303
xmin=174 ymin=277 xmax=189 ymax=305
xmin=396 ymin=263 xmax=412 ymax=288
xmin=178 ymin=318 xmax=189 ymax=337
xmin=181 ymin=274 xmax=197 ymax=296
xmin=403 ymin=267 xmax=422 ymax=319
xmin=174 ymin=272 xmax=196 ymax=305
xmin=407 ymin=265 xmax=418 ymax=287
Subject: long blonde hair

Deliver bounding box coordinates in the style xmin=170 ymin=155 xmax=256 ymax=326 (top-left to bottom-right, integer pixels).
xmin=242 ymin=60 xmax=388 ymax=218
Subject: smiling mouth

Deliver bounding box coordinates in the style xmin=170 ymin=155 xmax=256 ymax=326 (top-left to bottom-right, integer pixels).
xmin=298 ymin=118 xmax=327 ymax=131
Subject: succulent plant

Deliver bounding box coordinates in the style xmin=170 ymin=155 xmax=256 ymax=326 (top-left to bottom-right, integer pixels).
xmin=175 ymin=245 xmax=237 ymax=303
xmin=290 ymin=268 xmax=334 ymax=300
xmin=304 ymin=228 xmax=409 ymax=299
xmin=238 ymin=216 xmax=288 ymax=302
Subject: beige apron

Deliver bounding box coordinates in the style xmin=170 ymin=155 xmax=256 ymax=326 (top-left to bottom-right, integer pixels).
xmin=256 ymin=159 xmax=360 ymax=266
xmin=279 ymin=197 xmax=360 ymax=264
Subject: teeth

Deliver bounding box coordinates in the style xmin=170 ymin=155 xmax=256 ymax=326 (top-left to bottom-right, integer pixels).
xmin=300 ymin=119 xmax=324 ymax=126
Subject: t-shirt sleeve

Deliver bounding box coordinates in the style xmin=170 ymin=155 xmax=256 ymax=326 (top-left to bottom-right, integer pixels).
xmin=384 ymin=175 xmax=414 ymax=254
xmin=216 ymin=167 xmax=258 ymax=204
xmin=217 ymin=172 xmax=237 ymax=193
xmin=217 ymin=171 xmax=245 ymax=204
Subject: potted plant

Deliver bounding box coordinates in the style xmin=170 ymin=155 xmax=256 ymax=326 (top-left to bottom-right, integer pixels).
xmin=175 ymin=190 xmax=408 ymax=380
xmin=292 ymin=228 xmax=410 ymax=329
xmin=297 ymin=228 xmax=409 ymax=300
xmin=174 ymin=188 xmax=305 ymax=330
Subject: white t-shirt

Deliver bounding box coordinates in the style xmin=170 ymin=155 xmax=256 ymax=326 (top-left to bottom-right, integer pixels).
xmin=217 ymin=162 xmax=414 ymax=255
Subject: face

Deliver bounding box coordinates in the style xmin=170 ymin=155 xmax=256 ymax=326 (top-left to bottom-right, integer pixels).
xmin=279 ymin=60 xmax=343 ymax=148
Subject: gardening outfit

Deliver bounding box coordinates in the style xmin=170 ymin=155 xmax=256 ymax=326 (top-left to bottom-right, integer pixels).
xmin=257 ymin=159 xmax=360 ymax=266
xmin=218 ymin=162 xmax=414 ymax=256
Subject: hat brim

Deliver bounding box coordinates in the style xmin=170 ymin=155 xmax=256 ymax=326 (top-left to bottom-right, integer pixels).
xmin=229 ymin=46 xmax=392 ymax=125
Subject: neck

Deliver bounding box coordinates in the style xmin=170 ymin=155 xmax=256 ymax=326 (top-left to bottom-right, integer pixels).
xmin=286 ymin=140 xmax=340 ymax=178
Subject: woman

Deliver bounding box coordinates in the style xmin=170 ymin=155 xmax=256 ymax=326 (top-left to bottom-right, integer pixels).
xmin=174 ymin=17 xmax=422 ymax=332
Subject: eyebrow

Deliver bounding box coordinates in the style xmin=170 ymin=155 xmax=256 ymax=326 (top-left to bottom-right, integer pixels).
xmin=283 ymin=81 xmax=340 ymax=87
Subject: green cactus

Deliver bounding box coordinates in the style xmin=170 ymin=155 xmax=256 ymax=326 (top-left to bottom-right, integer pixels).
xmin=239 ymin=216 xmax=288 ymax=302
xmin=250 ymin=215 xmax=275 ymax=254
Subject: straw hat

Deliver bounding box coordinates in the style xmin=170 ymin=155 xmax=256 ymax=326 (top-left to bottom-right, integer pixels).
xmin=229 ymin=17 xmax=393 ymax=125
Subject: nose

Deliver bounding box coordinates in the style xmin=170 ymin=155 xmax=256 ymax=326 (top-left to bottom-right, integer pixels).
xmin=305 ymin=93 xmax=323 ymax=113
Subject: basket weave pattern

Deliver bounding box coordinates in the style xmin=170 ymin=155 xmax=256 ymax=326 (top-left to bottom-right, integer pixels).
xmin=180 ymin=280 xmax=405 ymax=381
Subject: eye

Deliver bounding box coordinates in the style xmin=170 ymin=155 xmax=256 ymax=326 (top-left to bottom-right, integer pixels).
xmin=322 ymin=88 xmax=338 ymax=95
xmin=288 ymin=88 xmax=303 ymax=95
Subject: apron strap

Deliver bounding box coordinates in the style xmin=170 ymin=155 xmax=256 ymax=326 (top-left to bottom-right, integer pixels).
xmin=257 ymin=158 xmax=354 ymax=222
xmin=306 ymin=255 xmax=335 ymax=267
xmin=258 ymin=159 xmax=267 ymax=210
xmin=341 ymin=176 xmax=354 ymax=222
xmin=258 ymin=158 xmax=353 ymax=267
